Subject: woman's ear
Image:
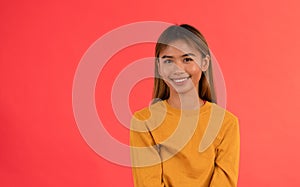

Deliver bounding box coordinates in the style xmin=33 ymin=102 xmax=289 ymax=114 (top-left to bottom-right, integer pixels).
xmin=201 ymin=55 xmax=210 ymax=72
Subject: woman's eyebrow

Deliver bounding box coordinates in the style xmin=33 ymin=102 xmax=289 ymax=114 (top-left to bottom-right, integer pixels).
xmin=161 ymin=55 xmax=173 ymax=59
xmin=182 ymin=53 xmax=196 ymax=57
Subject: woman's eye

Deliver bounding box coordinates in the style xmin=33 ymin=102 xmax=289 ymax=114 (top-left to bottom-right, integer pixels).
xmin=163 ymin=59 xmax=173 ymax=64
xmin=183 ymin=58 xmax=193 ymax=63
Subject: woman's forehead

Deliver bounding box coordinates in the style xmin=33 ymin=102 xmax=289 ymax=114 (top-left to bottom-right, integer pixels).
xmin=159 ymin=40 xmax=200 ymax=57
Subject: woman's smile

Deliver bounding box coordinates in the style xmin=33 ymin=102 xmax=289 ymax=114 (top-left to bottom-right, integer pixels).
xmin=169 ymin=76 xmax=191 ymax=85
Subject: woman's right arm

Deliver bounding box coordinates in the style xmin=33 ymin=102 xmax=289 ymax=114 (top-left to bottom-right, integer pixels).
xmin=130 ymin=114 xmax=164 ymax=187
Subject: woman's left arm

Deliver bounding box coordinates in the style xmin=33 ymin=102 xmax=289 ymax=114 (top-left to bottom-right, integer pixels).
xmin=209 ymin=117 xmax=240 ymax=187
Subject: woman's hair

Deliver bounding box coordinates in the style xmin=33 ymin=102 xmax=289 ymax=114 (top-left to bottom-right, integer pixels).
xmin=152 ymin=24 xmax=217 ymax=104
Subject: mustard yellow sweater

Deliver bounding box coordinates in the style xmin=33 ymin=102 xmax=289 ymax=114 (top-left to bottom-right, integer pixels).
xmin=130 ymin=100 xmax=240 ymax=187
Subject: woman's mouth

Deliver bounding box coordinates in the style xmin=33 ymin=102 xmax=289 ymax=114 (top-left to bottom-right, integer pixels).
xmin=170 ymin=76 xmax=190 ymax=85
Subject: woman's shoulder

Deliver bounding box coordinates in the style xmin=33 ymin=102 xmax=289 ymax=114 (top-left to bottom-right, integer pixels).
xmin=203 ymin=102 xmax=239 ymax=132
xmin=207 ymin=102 xmax=239 ymax=140
xmin=132 ymin=100 xmax=166 ymax=121
xmin=198 ymin=102 xmax=239 ymax=150
xmin=208 ymin=102 xmax=238 ymax=122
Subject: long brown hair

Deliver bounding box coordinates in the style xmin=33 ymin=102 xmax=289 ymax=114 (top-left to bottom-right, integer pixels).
xmin=152 ymin=24 xmax=217 ymax=104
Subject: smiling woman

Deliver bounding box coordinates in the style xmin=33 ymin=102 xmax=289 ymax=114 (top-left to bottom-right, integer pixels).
xmin=130 ymin=24 xmax=240 ymax=187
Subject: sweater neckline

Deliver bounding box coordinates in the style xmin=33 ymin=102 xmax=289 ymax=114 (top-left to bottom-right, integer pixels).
xmin=161 ymin=99 xmax=211 ymax=115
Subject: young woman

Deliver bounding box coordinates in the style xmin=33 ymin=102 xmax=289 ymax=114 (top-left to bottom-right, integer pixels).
xmin=130 ymin=24 xmax=240 ymax=187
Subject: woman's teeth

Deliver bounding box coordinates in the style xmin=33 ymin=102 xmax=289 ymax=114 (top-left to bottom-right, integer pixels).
xmin=172 ymin=77 xmax=188 ymax=83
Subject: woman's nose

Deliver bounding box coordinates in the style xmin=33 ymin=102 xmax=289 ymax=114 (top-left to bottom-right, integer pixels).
xmin=174 ymin=61 xmax=185 ymax=71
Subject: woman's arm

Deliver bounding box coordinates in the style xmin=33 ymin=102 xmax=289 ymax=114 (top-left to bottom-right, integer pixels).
xmin=130 ymin=114 xmax=164 ymax=187
xmin=209 ymin=117 xmax=240 ymax=187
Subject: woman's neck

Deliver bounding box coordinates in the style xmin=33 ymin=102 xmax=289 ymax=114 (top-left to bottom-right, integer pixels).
xmin=167 ymin=89 xmax=204 ymax=110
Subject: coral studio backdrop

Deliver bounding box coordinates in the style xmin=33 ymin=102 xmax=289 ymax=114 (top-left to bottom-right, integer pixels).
xmin=1 ymin=0 xmax=300 ymax=186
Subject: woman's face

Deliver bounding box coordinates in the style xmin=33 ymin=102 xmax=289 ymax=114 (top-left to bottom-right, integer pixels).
xmin=158 ymin=39 xmax=209 ymax=96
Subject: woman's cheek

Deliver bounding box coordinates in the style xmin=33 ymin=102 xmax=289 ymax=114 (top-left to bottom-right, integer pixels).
xmin=160 ymin=65 xmax=173 ymax=78
xmin=159 ymin=69 xmax=168 ymax=79
xmin=188 ymin=64 xmax=201 ymax=75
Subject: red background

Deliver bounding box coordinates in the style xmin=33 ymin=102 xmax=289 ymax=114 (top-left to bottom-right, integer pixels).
xmin=1 ymin=0 xmax=300 ymax=186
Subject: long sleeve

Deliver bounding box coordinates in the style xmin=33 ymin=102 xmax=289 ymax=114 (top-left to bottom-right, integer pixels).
xmin=130 ymin=113 xmax=164 ymax=187
xmin=209 ymin=117 xmax=240 ymax=187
